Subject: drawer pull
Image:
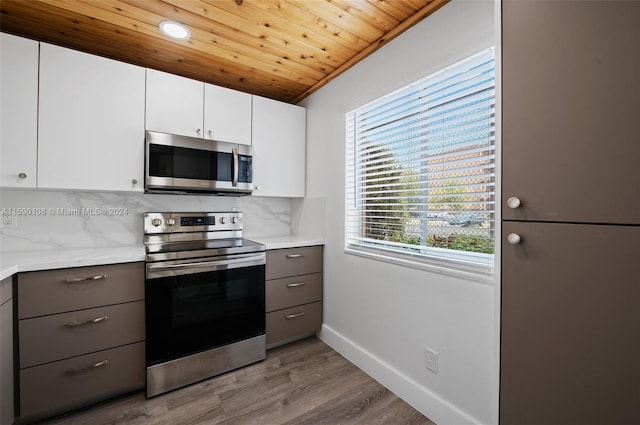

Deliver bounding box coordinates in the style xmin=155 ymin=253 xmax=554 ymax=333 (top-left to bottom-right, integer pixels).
xmin=65 ymin=274 xmax=107 ymax=284
xmin=65 ymin=359 xmax=108 ymax=375
xmin=286 ymin=254 xmax=304 ymax=259
xmin=286 ymin=282 xmax=306 ymax=288
xmin=64 ymin=315 xmax=108 ymax=328
xmin=285 ymin=312 xmax=305 ymax=320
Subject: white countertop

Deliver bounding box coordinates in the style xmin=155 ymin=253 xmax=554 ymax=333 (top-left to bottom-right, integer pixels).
xmin=250 ymin=235 xmax=324 ymax=250
xmin=0 ymin=236 xmax=323 ymax=281
xmin=0 ymin=246 xmax=145 ymax=281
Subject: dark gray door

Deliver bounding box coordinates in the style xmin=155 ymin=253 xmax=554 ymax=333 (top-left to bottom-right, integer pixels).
xmin=501 ymin=222 xmax=640 ymax=425
xmin=502 ymin=0 xmax=640 ymax=225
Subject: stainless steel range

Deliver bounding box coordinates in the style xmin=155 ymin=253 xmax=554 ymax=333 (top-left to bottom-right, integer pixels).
xmin=143 ymin=211 xmax=266 ymax=398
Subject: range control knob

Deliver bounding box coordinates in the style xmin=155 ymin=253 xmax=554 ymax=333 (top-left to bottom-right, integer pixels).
xmin=151 ymin=218 xmax=162 ymax=227
xmin=231 ymin=217 xmax=238 ymax=224
xmin=165 ymin=218 xmax=176 ymax=226
xmin=219 ymin=217 xmax=226 ymax=224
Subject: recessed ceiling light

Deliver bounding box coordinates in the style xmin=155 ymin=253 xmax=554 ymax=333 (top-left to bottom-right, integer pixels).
xmin=159 ymin=21 xmax=191 ymax=40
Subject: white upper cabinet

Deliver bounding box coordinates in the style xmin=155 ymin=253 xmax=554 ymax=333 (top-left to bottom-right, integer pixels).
xmin=146 ymin=69 xmax=252 ymax=145
xmin=0 ymin=33 xmax=39 ymax=189
xmin=251 ymin=96 xmax=306 ymax=197
xmin=38 ymin=43 xmax=145 ymax=192
xmin=204 ymin=84 xmax=252 ymax=145
xmin=145 ymin=69 xmax=204 ymax=138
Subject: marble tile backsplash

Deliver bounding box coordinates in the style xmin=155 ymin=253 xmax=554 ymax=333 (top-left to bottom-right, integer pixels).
xmin=0 ymin=189 xmax=291 ymax=251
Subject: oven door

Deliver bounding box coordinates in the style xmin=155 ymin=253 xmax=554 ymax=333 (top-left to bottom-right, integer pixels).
xmin=145 ymin=255 xmax=265 ymax=366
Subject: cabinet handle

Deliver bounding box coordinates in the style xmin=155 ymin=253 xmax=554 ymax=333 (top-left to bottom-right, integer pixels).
xmin=286 ymin=282 xmax=306 ymax=288
xmin=65 ymin=274 xmax=107 ymax=284
xmin=132 ymin=178 xmax=138 ymax=185
xmin=196 ymin=128 xmax=201 ymax=135
xmin=285 ymin=312 xmax=305 ymax=320
xmin=65 ymin=359 xmax=108 ymax=375
xmin=64 ymin=315 xmax=108 ymax=328
xmin=18 ymin=172 xmax=27 ymax=179
xmin=507 ymin=233 xmax=522 ymax=245
xmin=208 ymin=130 xmax=212 ymax=136
xmin=507 ymin=197 xmax=521 ymax=209
xmin=286 ymin=254 xmax=304 ymax=259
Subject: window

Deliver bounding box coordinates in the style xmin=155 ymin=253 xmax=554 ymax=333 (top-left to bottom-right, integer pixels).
xmin=345 ymin=48 xmax=495 ymax=277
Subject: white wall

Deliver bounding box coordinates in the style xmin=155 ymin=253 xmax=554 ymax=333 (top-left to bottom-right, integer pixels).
xmin=299 ymin=1 xmax=496 ymax=424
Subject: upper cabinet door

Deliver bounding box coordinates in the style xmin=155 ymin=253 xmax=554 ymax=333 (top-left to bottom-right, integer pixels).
xmin=251 ymin=97 xmax=306 ymax=197
xmin=502 ymin=1 xmax=640 ymax=225
xmin=145 ymin=69 xmax=204 ymax=138
xmin=38 ymin=43 xmax=145 ymax=192
xmin=204 ymin=84 xmax=252 ymax=145
xmin=0 ymin=33 xmax=39 ymax=189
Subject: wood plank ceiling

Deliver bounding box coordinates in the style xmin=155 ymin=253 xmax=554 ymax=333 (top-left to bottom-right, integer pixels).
xmin=0 ymin=0 xmax=449 ymax=103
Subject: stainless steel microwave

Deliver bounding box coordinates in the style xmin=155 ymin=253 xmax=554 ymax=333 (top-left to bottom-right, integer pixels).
xmin=145 ymin=131 xmax=253 ymax=195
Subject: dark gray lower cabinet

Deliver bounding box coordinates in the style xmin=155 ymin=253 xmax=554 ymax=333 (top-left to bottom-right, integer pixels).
xmin=265 ymin=246 xmax=323 ymax=348
xmin=1 ymin=276 xmax=14 ymax=425
xmin=16 ymin=262 xmax=145 ymax=423
xmin=501 ymin=222 xmax=640 ymax=424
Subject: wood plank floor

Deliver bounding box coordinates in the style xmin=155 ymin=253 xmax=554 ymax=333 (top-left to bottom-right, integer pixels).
xmin=37 ymin=337 xmax=435 ymax=425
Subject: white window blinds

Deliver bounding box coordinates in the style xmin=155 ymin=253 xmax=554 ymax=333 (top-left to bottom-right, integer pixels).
xmin=345 ymin=48 xmax=496 ymax=275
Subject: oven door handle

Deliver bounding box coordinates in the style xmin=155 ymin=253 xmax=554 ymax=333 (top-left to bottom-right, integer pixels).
xmin=146 ymin=253 xmax=265 ymax=279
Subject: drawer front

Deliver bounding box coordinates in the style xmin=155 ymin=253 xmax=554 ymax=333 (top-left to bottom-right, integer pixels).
xmin=18 ymin=262 xmax=144 ymax=319
xmin=266 ymin=301 xmax=322 ymax=346
xmin=266 ymin=246 xmax=323 ymax=280
xmin=19 ymin=301 xmax=144 ymax=368
xmin=19 ymin=342 xmax=144 ymax=419
xmin=266 ymin=273 xmax=322 ymax=312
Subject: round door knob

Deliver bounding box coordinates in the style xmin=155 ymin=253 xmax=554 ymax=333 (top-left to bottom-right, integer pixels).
xmin=18 ymin=172 xmax=27 ymax=179
xmin=507 ymin=233 xmax=521 ymax=245
xmin=151 ymin=218 xmax=162 ymax=227
xmin=507 ymin=197 xmax=521 ymax=209
xmin=219 ymin=217 xmax=226 ymax=224
xmin=196 ymin=128 xmax=201 ymax=134
xmin=165 ymin=218 xmax=176 ymax=226
xmin=208 ymin=130 xmax=212 ymax=136
xmin=132 ymin=179 xmax=138 ymax=185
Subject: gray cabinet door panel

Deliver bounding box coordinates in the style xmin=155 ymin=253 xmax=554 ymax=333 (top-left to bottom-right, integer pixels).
xmin=19 ymin=301 xmax=144 ymax=368
xmin=19 ymin=342 xmax=144 ymax=419
xmin=266 ymin=273 xmax=323 ymax=313
xmin=266 ymin=302 xmax=322 ymax=346
xmin=1 ymin=278 xmax=13 ymax=425
xmin=266 ymin=246 xmax=323 ymax=280
xmin=502 ymin=1 xmax=640 ymax=224
xmin=501 ymin=222 xmax=640 ymax=425
xmin=18 ymin=262 xmax=144 ymax=319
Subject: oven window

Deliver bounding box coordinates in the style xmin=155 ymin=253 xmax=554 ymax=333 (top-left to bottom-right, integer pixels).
xmin=146 ymin=264 xmax=265 ymax=366
xmin=148 ymin=144 xmax=233 ymax=182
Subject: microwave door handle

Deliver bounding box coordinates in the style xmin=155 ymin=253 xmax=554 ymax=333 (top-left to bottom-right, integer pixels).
xmin=232 ymin=147 xmax=239 ymax=187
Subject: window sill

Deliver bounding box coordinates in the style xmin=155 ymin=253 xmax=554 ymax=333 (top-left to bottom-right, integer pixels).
xmin=344 ymin=246 xmax=495 ymax=285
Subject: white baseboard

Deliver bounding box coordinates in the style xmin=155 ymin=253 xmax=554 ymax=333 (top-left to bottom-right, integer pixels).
xmin=318 ymin=324 xmax=482 ymax=425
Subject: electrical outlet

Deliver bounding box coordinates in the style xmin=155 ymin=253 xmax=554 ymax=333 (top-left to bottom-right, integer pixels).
xmin=425 ymin=347 xmax=439 ymax=374
xmin=1 ymin=212 xmax=17 ymax=229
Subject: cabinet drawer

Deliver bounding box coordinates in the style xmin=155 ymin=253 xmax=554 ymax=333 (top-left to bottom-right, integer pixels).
xmin=266 ymin=273 xmax=322 ymax=312
xmin=266 ymin=301 xmax=322 ymax=346
xmin=19 ymin=342 xmax=144 ymax=419
xmin=19 ymin=301 xmax=144 ymax=368
xmin=266 ymin=246 xmax=323 ymax=280
xmin=18 ymin=262 xmax=144 ymax=319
